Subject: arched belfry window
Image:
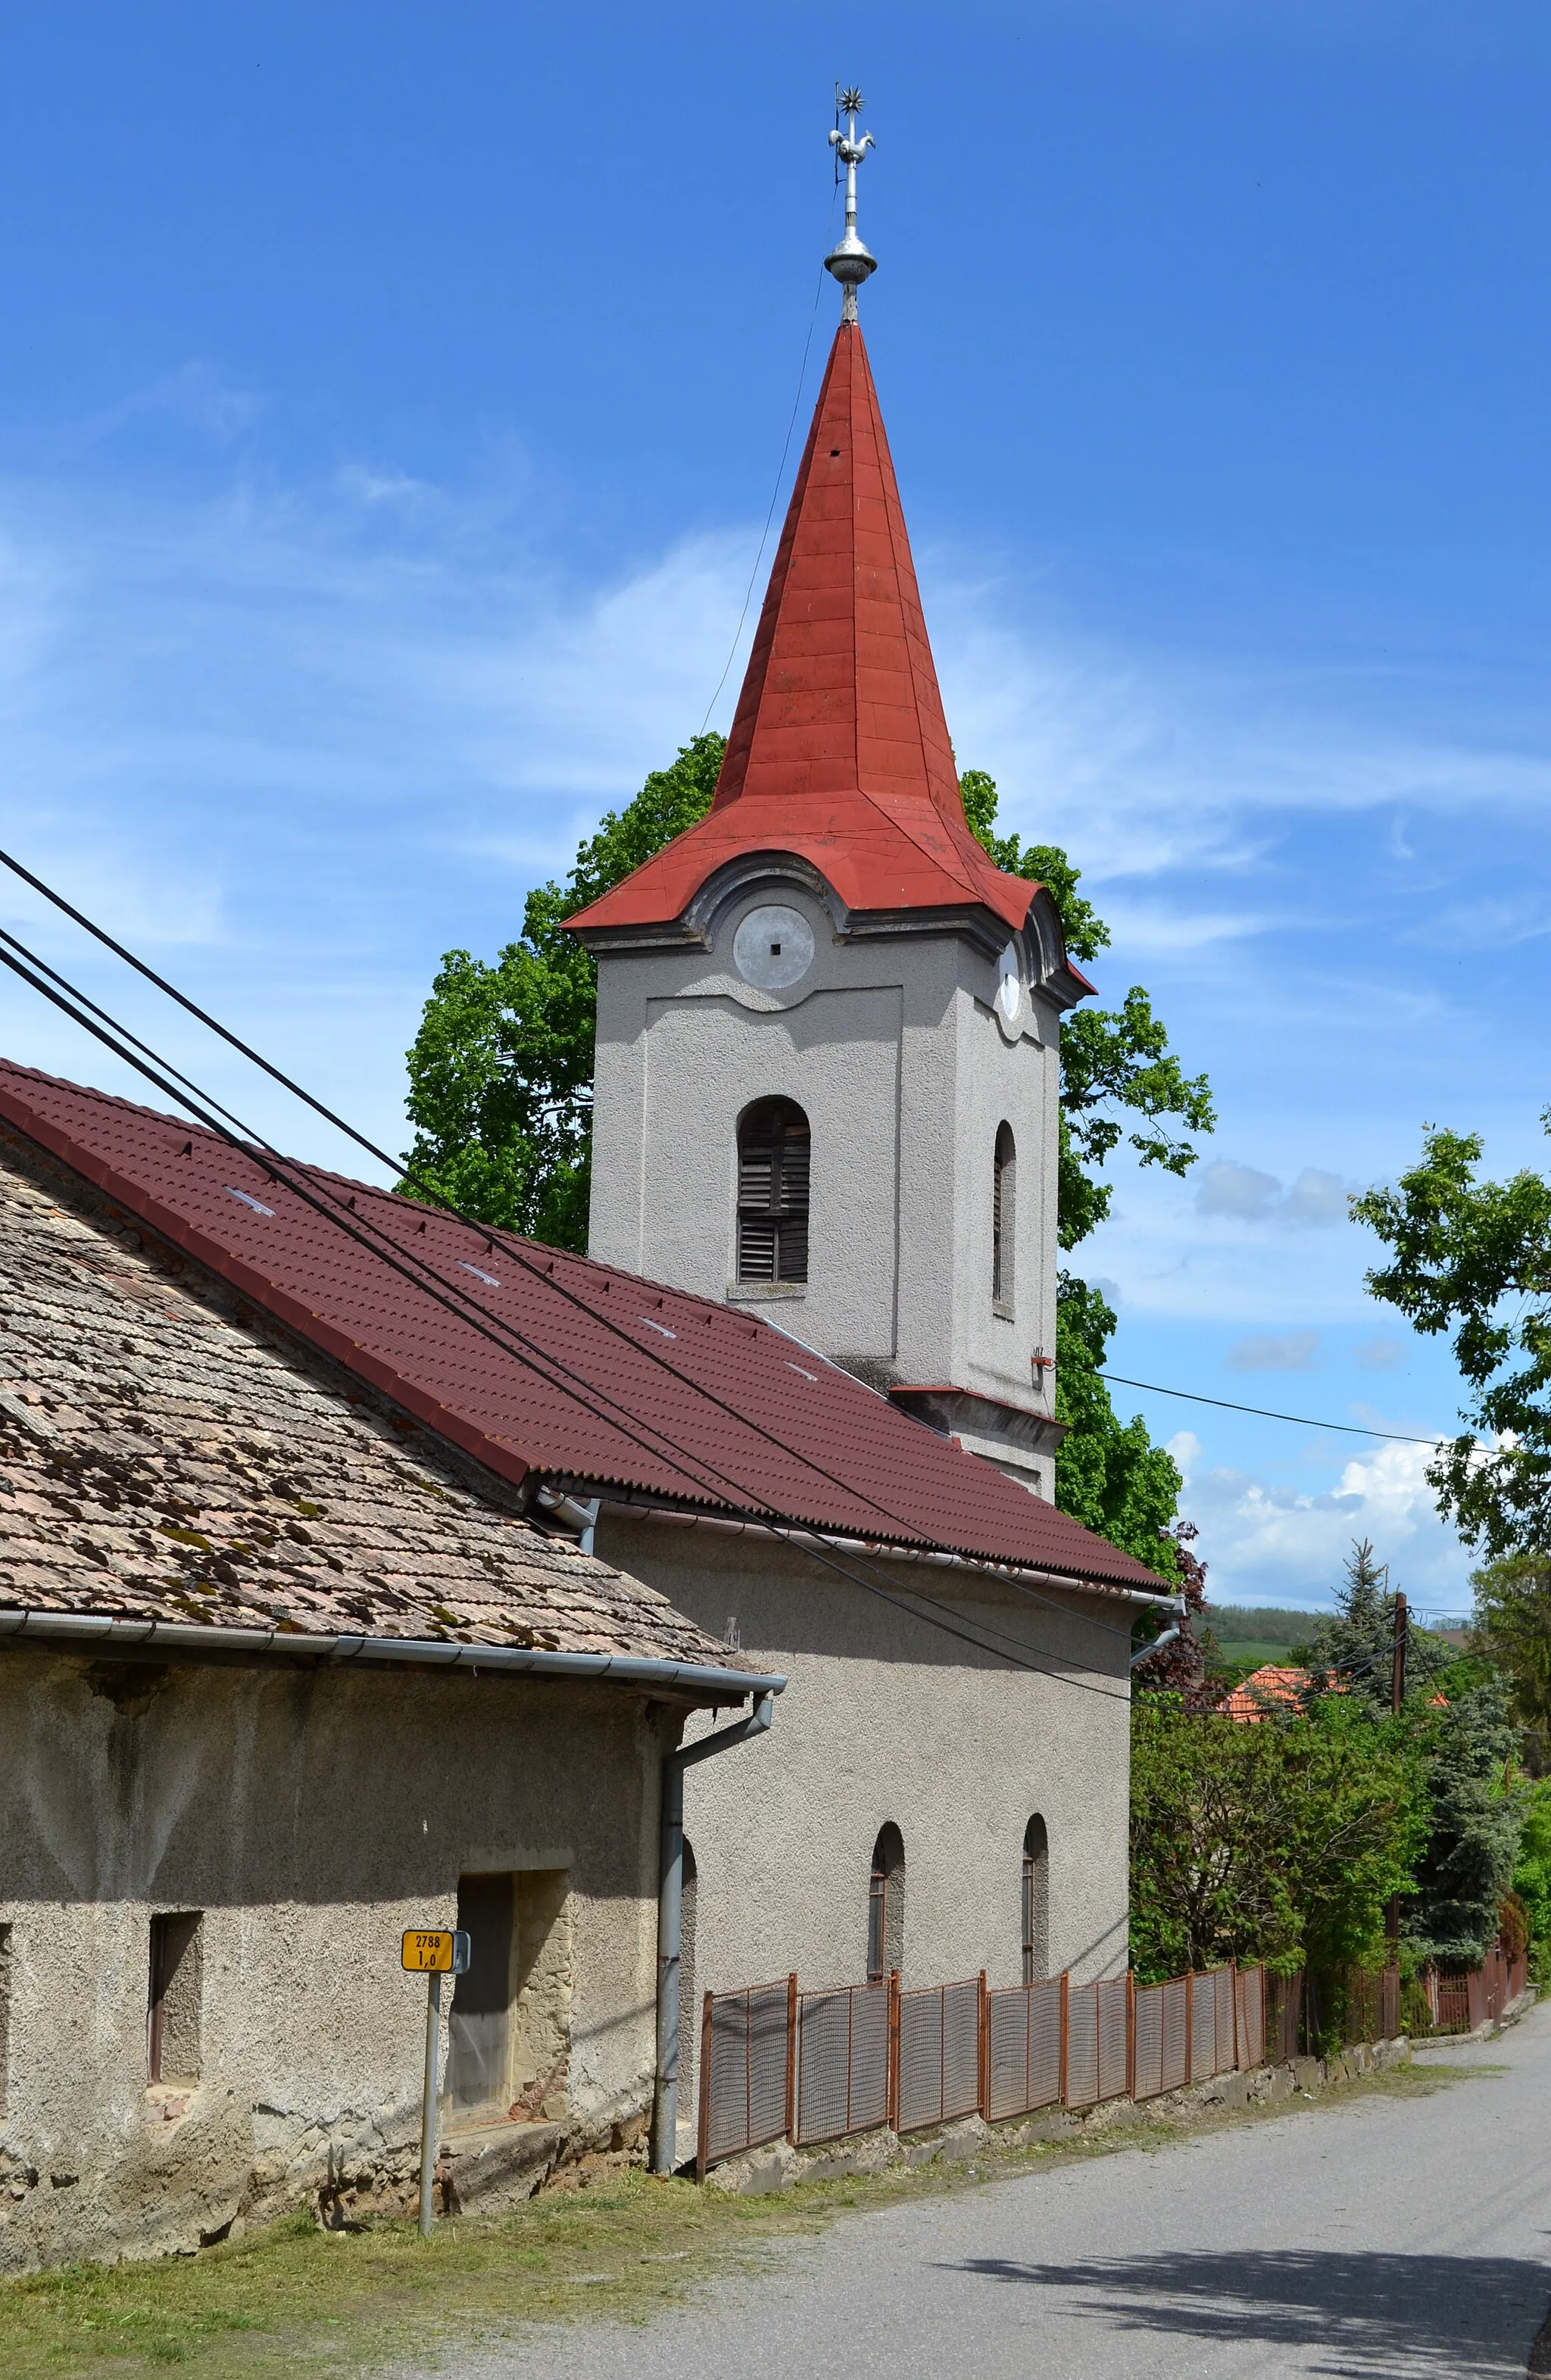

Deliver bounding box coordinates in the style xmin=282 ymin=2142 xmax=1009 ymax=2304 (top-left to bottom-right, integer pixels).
xmin=867 ymin=1823 xmax=906 ymax=1982
xmin=1022 ymin=1815 xmax=1049 ymax=1984
xmin=737 ymin=1100 xmax=810 ymax=1285
xmin=992 ymin=1123 xmax=1016 ymax=1312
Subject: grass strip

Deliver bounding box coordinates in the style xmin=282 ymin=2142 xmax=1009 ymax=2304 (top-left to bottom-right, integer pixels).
xmin=0 ymin=2058 xmax=1483 ymax=2378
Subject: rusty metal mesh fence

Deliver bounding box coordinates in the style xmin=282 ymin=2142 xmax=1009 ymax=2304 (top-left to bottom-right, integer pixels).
xmin=698 ymin=1981 xmax=791 ymax=2171
xmin=985 ymin=1978 xmax=1063 ymax=2123
xmin=794 ymin=1984 xmax=890 ymax=2146
xmin=696 ymin=1960 xmax=1301 ymax=2174
xmin=897 ymin=1978 xmax=981 ymax=2134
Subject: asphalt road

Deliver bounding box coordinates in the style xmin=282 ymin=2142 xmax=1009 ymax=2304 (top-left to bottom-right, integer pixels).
xmin=455 ymin=2004 xmax=1551 ymax=2379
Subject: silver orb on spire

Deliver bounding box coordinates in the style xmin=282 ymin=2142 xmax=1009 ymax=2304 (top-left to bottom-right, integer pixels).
xmin=825 ymin=88 xmax=875 ymax=323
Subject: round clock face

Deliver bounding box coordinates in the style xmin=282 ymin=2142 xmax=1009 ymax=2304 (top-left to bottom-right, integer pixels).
xmin=732 ymin=905 xmax=815 ymax=991
xmin=997 ymin=942 xmax=1023 ymax=1024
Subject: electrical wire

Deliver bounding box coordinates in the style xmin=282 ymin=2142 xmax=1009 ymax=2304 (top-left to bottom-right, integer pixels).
xmin=1 ymin=849 xmax=1159 ymax=1604
xmin=1100 ymin=1370 xmax=1524 ymax=1464
xmin=0 ymin=846 xmax=399 ymax=1187
xmin=0 ymin=925 xmax=1138 ymax=1694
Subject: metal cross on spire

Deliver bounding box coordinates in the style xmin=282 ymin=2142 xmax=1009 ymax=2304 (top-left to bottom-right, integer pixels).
xmin=825 ymin=87 xmax=876 ymax=323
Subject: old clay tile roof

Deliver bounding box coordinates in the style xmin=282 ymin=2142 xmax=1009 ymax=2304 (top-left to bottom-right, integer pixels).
xmin=1222 ymin=1664 xmax=1312 ymax=1722
xmin=0 ymin=1059 xmax=1165 ymax=1594
xmin=567 ymin=323 xmax=1088 ymax=972
xmin=0 ymin=1128 xmax=726 ymax=1665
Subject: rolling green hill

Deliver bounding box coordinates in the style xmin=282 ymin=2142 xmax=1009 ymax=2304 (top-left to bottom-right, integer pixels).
xmin=1202 ymin=1604 xmax=1323 ymax=1672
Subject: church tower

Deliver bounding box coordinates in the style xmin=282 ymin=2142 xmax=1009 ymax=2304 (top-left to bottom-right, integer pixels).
xmin=569 ymin=103 xmax=1091 ymax=1500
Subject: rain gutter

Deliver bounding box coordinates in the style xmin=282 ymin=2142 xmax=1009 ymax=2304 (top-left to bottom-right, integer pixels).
xmin=594 ymin=1496 xmax=1175 ymax=1608
xmin=0 ymin=1606 xmax=787 ymax=1701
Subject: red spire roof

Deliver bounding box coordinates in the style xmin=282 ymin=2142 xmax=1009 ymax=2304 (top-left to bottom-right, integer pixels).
xmin=570 ymin=324 xmax=1056 ymax=945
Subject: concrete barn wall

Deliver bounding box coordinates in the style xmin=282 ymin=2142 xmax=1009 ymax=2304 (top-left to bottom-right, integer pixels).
xmin=599 ymin=1518 xmax=1131 ymax=2002
xmin=0 ymin=1652 xmax=667 ymax=2273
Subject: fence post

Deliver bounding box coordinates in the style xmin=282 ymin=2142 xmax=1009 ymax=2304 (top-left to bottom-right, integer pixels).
xmin=695 ymin=1991 xmax=713 ymax=2179
xmin=888 ymin=1970 xmax=900 ymax=2132
xmin=978 ymin=1970 xmax=990 ymax=2118
xmin=785 ymin=1973 xmax=798 ymax=2144
xmin=1228 ymin=1960 xmax=1237 ymax=2076
xmin=1058 ymin=1970 xmax=1070 ymax=2107
xmin=1184 ymin=1968 xmax=1194 ymax=2083
xmin=1126 ymin=1969 xmax=1136 ymax=2101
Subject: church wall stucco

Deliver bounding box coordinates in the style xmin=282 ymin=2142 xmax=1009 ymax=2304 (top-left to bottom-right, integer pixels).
xmin=0 ymin=1652 xmax=667 ymax=2273
xmin=598 ymin=1517 xmax=1132 ymax=2003
xmin=590 ymin=881 xmax=1061 ymax=1433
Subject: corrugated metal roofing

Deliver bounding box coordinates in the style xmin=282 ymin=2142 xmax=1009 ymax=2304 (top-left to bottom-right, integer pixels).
xmin=0 ymin=1059 xmax=1166 ymax=1592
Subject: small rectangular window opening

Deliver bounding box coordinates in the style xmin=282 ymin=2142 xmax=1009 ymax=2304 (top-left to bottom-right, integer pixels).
xmin=148 ymin=1912 xmax=204 ymax=2085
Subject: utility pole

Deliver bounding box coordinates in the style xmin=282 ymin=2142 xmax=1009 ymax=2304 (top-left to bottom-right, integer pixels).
xmin=1391 ymin=1589 xmax=1407 ymax=1714
xmin=1387 ymin=1592 xmax=1408 ymax=1964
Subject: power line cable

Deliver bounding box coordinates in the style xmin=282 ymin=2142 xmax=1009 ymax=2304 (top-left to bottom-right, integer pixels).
xmin=1100 ymin=1371 xmax=1508 ymax=1456
xmin=0 ymin=850 xmax=1163 ymax=1610
xmin=0 ymin=929 xmax=1139 ymax=1693
xmin=0 ymin=846 xmax=401 ymax=1186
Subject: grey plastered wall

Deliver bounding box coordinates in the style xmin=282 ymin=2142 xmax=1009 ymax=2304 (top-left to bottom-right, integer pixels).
xmin=588 ymin=876 xmax=1059 ymax=1427
xmin=0 ymin=1653 xmax=668 ymax=2272
xmin=598 ymin=1516 xmax=1131 ymax=2003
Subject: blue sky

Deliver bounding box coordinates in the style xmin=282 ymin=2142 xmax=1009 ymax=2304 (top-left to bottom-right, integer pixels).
xmin=1 ymin=2 xmax=1548 ymax=1612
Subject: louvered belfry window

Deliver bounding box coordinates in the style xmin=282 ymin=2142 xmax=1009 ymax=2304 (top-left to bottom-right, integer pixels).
xmin=736 ymin=1098 xmax=810 ymax=1285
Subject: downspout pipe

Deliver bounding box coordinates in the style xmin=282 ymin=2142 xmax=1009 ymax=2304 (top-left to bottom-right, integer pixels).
xmin=1131 ymin=1624 xmax=1181 ymax=1668
xmin=651 ymin=1689 xmax=781 ymax=2175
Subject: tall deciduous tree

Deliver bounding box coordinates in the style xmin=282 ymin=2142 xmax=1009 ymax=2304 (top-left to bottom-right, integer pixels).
xmin=1129 ymin=1692 xmax=1421 ymax=1982
xmin=403 ymin=734 xmax=726 ymax=1248
xmin=1471 ymin=1552 xmax=1551 ymax=1771
xmin=1351 ymin=1118 xmax=1551 ymax=1558
xmin=961 ymin=770 xmax=1212 ymax=1583
xmin=1304 ymin=1536 xmax=1522 ymax=1967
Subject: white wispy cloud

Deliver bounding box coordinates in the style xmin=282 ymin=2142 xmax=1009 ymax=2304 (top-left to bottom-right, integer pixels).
xmin=1173 ymin=1438 xmax=1471 ymax=1611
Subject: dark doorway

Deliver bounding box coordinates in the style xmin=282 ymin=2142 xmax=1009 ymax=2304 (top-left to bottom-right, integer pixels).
xmin=446 ymin=1873 xmax=515 ymax=2116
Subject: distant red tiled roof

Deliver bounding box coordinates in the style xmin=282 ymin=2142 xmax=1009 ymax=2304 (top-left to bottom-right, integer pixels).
xmin=1223 ymin=1664 xmax=1312 ymax=1722
xmin=568 ymin=323 xmax=1087 ymax=981
xmin=0 ymin=1061 xmax=1164 ymax=1593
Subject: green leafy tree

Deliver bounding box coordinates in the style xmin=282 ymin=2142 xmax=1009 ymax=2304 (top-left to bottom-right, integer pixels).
xmin=403 ymin=733 xmax=727 ymax=1247
xmin=1129 ymin=1692 xmax=1421 ymax=1982
xmin=1303 ymin=1537 xmax=1521 ymax=1967
xmin=1471 ymin=1552 xmax=1551 ymax=1771
xmin=1512 ymin=1775 xmax=1551 ymax=1982
xmin=1055 ymin=1274 xmax=1184 ymax=1582
xmin=963 ymin=770 xmax=1212 ymax=1583
xmin=960 ymin=771 xmax=1215 ymax=1250
xmin=1351 ymin=1118 xmax=1551 ymax=1558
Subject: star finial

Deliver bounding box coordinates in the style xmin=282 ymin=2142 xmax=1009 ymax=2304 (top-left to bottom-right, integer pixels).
xmin=825 ymin=88 xmax=876 ymax=323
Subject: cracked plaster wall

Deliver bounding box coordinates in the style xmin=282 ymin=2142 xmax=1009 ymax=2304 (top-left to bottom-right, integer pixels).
xmin=0 ymin=1651 xmax=669 ymax=2273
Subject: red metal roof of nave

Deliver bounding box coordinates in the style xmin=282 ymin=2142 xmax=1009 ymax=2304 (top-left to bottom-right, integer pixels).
xmin=0 ymin=1059 xmax=1164 ymax=1593
xmin=569 ymin=323 xmax=1044 ymax=940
